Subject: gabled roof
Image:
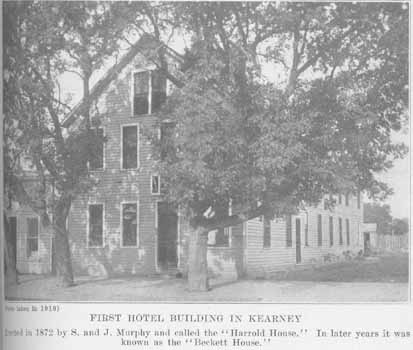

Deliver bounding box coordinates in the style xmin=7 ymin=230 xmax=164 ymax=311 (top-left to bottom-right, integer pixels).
xmin=62 ymin=34 xmax=159 ymax=128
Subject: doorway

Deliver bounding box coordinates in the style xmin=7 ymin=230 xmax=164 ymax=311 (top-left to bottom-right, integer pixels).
xmin=295 ymin=218 xmax=302 ymax=264
xmin=157 ymin=202 xmax=178 ymax=270
xmin=363 ymin=232 xmax=371 ymax=256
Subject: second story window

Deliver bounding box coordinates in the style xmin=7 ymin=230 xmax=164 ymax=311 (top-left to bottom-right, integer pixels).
xmin=122 ymin=125 xmax=138 ymax=169
xmin=133 ymin=70 xmax=166 ymax=116
xmin=160 ymin=121 xmax=175 ymax=160
xmin=89 ymin=127 xmax=104 ymax=170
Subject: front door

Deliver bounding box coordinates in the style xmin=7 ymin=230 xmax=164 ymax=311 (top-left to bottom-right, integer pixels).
xmin=295 ymin=218 xmax=302 ymax=264
xmin=364 ymin=233 xmax=371 ymax=256
xmin=157 ymin=202 xmax=178 ymax=269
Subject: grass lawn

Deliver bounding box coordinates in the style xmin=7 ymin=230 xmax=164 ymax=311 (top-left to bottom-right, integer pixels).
xmin=282 ymin=252 xmax=409 ymax=283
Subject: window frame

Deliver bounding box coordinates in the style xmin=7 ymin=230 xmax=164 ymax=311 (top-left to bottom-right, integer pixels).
xmin=329 ymin=216 xmax=334 ymax=247
xmin=121 ymin=123 xmax=140 ymax=170
xmin=286 ymin=215 xmax=293 ymax=247
xmin=88 ymin=126 xmax=105 ymax=171
xmin=346 ymin=218 xmax=350 ymax=246
xmin=26 ymin=216 xmax=40 ymax=257
xmin=121 ymin=201 xmax=139 ymax=248
xmin=151 ymin=174 xmax=161 ymax=195
xmin=131 ymin=66 xmax=166 ymax=117
xmin=317 ymin=214 xmax=322 ymax=247
xmin=87 ymin=203 xmax=105 ymax=248
xmin=263 ymin=214 xmax=271 ymax=248
xmin=131 ymin=68 xmax=152 ymax=116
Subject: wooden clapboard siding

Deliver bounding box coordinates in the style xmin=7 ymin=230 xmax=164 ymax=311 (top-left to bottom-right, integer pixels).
xmin=244 ymin=194 xmax=364 ymax=276
xmin=68 ymin=54 xmax=160 ymax=276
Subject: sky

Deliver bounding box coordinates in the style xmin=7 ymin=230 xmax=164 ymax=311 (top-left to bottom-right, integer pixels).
xmin=373 ymin=130 xmax=410 ymax=219
xmin=59 ymin=33 xmax=410 ymax=220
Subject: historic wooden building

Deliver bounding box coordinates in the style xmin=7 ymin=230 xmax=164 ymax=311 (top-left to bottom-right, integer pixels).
xmin=6 ymin=40 xmax=365 ymax=279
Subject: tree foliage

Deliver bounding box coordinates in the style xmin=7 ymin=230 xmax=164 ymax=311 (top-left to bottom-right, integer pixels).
xmin=3 ymin=1 xmax=130 ymax=286
xmin=364 ymin=203 xmax=392 ymax=235
xmin=392 ymin=218 xmax=409 ymax=236
xmin=153 ymin=2 xmax=408 ymax=228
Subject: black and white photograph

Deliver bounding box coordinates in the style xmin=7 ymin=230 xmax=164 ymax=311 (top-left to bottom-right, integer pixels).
xmin=2 ymin=0 xmax=409 ymax=303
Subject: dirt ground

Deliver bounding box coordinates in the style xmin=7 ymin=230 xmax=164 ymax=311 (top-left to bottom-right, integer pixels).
xmin=5 ymin=252 xmax=409 ymax=303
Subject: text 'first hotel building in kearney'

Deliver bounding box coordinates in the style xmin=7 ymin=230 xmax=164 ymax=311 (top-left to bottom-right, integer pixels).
xmin=6 ymin=36 xmax=366 ymax=281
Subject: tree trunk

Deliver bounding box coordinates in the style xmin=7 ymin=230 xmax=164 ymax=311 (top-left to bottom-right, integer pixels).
xmin=3 ymin=213 xmax=18 ymax=286
xmin=54 ymin=205 xmax=74 ymax=287
xmin=187 ymin=226 xmax=209 ymax=292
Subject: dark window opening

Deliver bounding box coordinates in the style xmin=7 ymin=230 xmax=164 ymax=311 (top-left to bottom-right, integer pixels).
xmin=286 ymin=215 xmax=292 ymax=247
xmin=151 ymin=70 xmax=167 ymax=113
xmin=357 ymin=192 xmax=361 ymax=209
xmin=338 ymin=194 xmax=342 ymax=205
xmin=151 ymin=175 xmax=160 ymax=195
xmin=317 ymin=214 xmax=322 ymax=246
xmin=329 ymin=216 xmax=334 ymax=246
xmin=209 ymin=227 xmax=230 ymax=247
xmin=339 ymin=217 xmax=343 ymax=245
xmin=345 ymin=193 xmax=349 ymax=206
xmin=346 ymin=219 xmax=350 ymax=246
xmin=89 ymin=204 xmax=103 ymax=247
xmin=122 ymin=203 xmax=138 ymax=246
xmin=89 ymin=127 xmax=104 ymax=170
xmin=27 ymin=217 xmax=39 ymax=257
xmin=160 ymin=122 xmax=175 ymax=160
xmin=305 ymin=222 xmax=309 ymax=246
xmin=208 ymin=201 xmax=231 ymax=247
xmin=122 ymin=125 xmax=138 ymax=169
xmin=263 ymin=214 xmax=271 ymax=248
xmin=133 ymin=71 xmax=149 ymax=115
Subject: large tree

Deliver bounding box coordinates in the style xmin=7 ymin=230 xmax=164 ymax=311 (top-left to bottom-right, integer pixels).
xmin=149 ymin=2 xmax=408 ymax=290
xmin=3 ymin=1 xmax=133 ymax=286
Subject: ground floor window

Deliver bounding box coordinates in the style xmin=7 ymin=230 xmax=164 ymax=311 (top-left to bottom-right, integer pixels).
xmin=329 ymin=216 xmax=334 ymax=246
xmin=88 ymin=204 xmax=104 ymax=247
xmin=339 ymin=217 xmax=343 ymax=245
xmin=26 ymin=217 xmax=39 ymax=257
xmin=263 ymin=214 xmax=271 ymax=247
xmin=286 ymin=215 xmax=292 ymax=247
xmin=122 ymin=203 xmax=138 ymax=246
xmin=346 ymin=218 xmax=350 ymax=246
xmin=208 ymin=227 xmax=230 ymax=247
xmin=317 ymin=214 xmax=322 ymax=246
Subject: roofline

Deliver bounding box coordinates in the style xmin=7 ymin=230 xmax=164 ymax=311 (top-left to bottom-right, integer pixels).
xmin=62 ymin=34 xmax=159 ymax=128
